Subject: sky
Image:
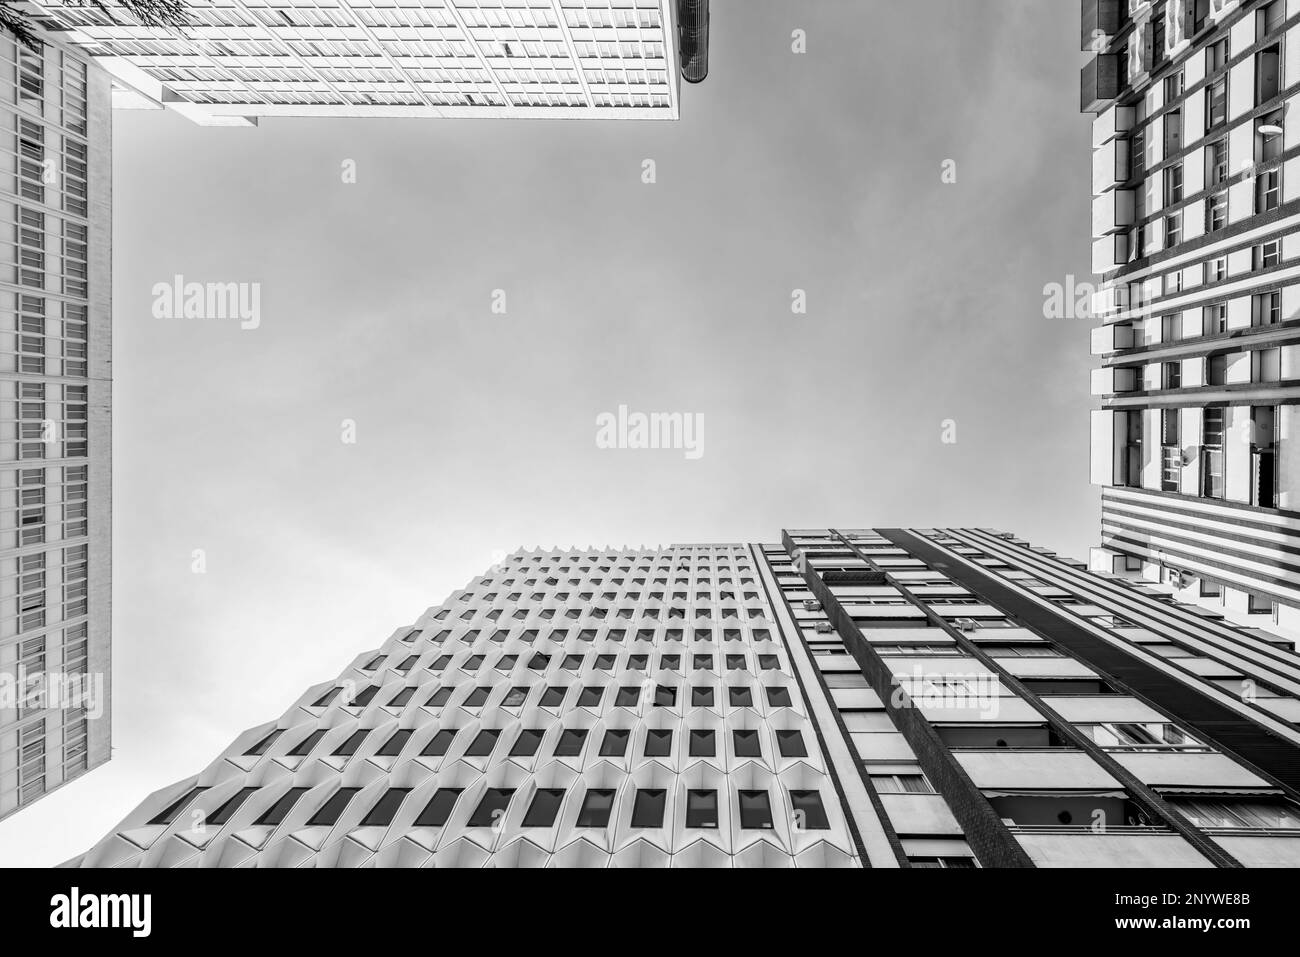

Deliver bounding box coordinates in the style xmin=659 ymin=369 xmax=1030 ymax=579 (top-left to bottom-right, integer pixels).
xmin=0 ymin=0 xmax=1098 ymax=866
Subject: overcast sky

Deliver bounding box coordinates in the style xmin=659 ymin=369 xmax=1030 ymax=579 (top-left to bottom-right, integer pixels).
xmin=0 ymin=0 xmax=1096 ymax=866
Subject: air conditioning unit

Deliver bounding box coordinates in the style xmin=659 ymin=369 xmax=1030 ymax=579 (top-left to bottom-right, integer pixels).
xmin=956 ymin=619 xmax=977 ymax=633
xmin=815 ymin=622 xmax=834 ymax=634
xmin=802 ymin=599 xmax=821 ymax=612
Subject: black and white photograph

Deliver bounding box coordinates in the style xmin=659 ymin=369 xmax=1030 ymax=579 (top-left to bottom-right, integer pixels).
xmin=0 ymin=0 xmax=1291 ymax=938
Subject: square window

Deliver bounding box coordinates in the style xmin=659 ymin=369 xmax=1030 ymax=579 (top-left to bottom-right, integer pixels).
xmin=733 ymin=729 xmax=762 ymax=757
xmin=599 ymin=728 xmax=630 ymax=756
xmin=421 ymin=729 xmax=457 ymax=756
xmin=576 ymin=788 xmax=615 ymax=827
xmin=465 ymin=729 xmax=500 ymax=757
xmin=615 ymin=686 xmax=640 ymax=707
xmin=688 ymin=729 xmax=716 ymax=756
xmin=554 ymin=728 xmax=588 ymax=757
xmin=776 ymin=730 xmax=807 ymax=757
xmin=729 ymin=687 xmax=753 ymax=707
xmin=691 ymin=686 xmax=714 ymax=707
xmin=789 ymin=790 xmax=830 ymax=830
xmin=468 ymin=788 xmax=514 ymax=827
xmin=413 ymin=788 xmax=461 ymax=826
xmin=360 ymin=787 xmax=411 ymax=826
xmin=521 ymin=788 xmax=565 ymax=828
xmin=630 ymin=788 xmax=667 ymax=828
xmin=738 ymin=790 xmax=774 ymax=829
xmin=644 ymin=728 xmax=673 ymax=756
xmin=510 ymin=728 xmax=544 ymax=757
xmin=654 ymin=685 xmax=677 ymax=707
xmin=685 ymin=789 xmax=719 ymax=828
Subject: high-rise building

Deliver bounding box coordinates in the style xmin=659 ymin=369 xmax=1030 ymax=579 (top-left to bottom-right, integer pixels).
xmin=1082 ymin=0 xmax=1300 ymax=644
xmin=0 ymin=27 xmax=112 ymax=822
xmin=29 ymin=0 xmax=706 ymax=127
xmin=69 ymin=528 xmax=1300 ymax=867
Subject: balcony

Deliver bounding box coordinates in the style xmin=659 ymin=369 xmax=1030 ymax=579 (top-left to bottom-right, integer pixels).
xmin=1092 ymin=232 xmax=1129 ymax=273
xmin=1092 ymin=189 xmax=1135 ymax=237
xmin=1091 ymin=322 xmax=1134 ymax=356
xmin=1092 ymin=137 xmax=1130 ymax=194
xmin=1090 ymin=366 xmax=1138 ymax=396
xmin=1081 ymin=54 xmax=1120 ymax=113
xmin=1081 ymin=0 xmax=1122 ymax=50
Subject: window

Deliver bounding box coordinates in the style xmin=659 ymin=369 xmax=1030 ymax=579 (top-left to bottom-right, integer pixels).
xmin=653 ymin=684 xmax=677 ymax=707
xmin=245 ymin=729 xmax=283 ymax=756
xmin=540 ymin=686 xmax=567 ymax=706
xmin=1163 ymin=164 xmax=1183 ymax=206
xmin=630 ymin=788 xmax=667 ymax=827
xmin=522 ymin=788 xmax=565 ymax=827
xmin=733 ymin=729 xmax=762 ymax=757
xmin=147 ymin=786 xmax=209 ymax=826
xmin=738 ymin=790 xmax=774 ymax=829
xmin=1163 ymin=107 xmax=1182 ymax=156
xmin=729 ymin=686 xmax=753 ymax=707
xmin=685 ymin=789 xmax=719 ymax=828
xmin=576 ymin=789 xmax=615 ymax=827
xmin=910 ymin=855 xmax=978 ymax=868
xmin=1205 ymin=137 xmax=1228 ymax=187
xmin=776 ymin=729 xmax=807 ymax=757
xmin=1164 ymin=210 xmax=1181 ymax=247
xmin=1162 ymin=360 xmax=1182 ymax=390
xmin=427 ymin=688 xmax=453 ymax=706
xmin=1170 ymin=795 xmax=1300 ymax=830
xmin=463 ymin=686 xmax=491 ymax=707
xmin=614 ymin=686 xmax=639 ymax=707
xmin=288 ymin=729 xmax=327 ymax=757
xmin=554 ymin=728 xmax=588 ymax=756
xmin=332 ymin=730 xmax=369 ymax=756
xmin=254 ymin=787 xmax=309 ymax=826
xmin=1205 ymin=76 xmax=1227 ymax=129
xmin=468 ymin=788 xmax=514 ymax=827
xmin=789 ymin=790 xmax=830 ymax=829
xmin=207 ymin=787 xmax=257 ymax=826
xmin=307 ymin=787 xmax=361 ymax=826
xmin=422 ymin=729 xmax=457 ymax=756
xmin=377 ymin=729 xmax=412 ymax=756
xmin=644 ymin=728 xmax=673 ymax=756
xmin=510 ymin=728 xmax=544 ymax=756
xmin=1204 ymin=302 xmax=1228 ymax=335
xmin=577 ymin=686 xmax=603 ymax=707
xmin=350 ymin=686 xmax=377 ymax=707
xmin=465 ymin=729 xmax=500 ymax=757
xmin=1254 ymin=291 xmax=1282 ymax=327
xmin=1206 ymin=37 xmax=1228 ymax=73
xmin=691 ymin=686 xmax=714 ymax=706
xmin=871 ymin=771 xmax=935 ymax=793
xmin=599 ymin=728 xmax=630 ymax=756
xmin=1254 ymin=239 xmax=1281 ymax=269
xmin=311 ymin=687 xmax=342 ymax=707
xmin=766 ymin=686 xmax=793 ymax=707
xmin=1257 ymin=167 xmax=1281 ymax=213
xmin=414 ymin=788 xmax=462 ymax=827
xmin=361 ymin=787 xmax=411 ymax=826
xmin=688 ymin=729 xmax=716 ymax=756
xmin=387 ymin=687 xmax=416 ymax=707
xmin=1078 ymin=722 xmax=1206 ymax=751
xmin=501 ymin=686 xmax=528 ymax=707
xmin=1206 ymin=191 xmax=1227 ymax=232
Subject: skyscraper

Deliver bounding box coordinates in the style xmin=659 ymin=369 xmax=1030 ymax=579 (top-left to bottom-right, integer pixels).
xmin=1082 ymin=0 xmax=1300 ymax=644
xmin=69 ymin=528 xmax=1300 ymax=867
xmin=29 ymin=0 xmax=704 ymax=127
xmin=0 ymin=28 xmax=111 ymax=822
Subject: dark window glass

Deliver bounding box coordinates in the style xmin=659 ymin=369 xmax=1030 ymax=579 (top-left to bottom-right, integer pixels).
xmin=555 ymin=728 xmax=588 ymax=756
xmin=427 ymin=688 xmax=452 ymax=706
xmin=685 ymin=789 xmax=719 ymax=828
xmin=421 ymin=729 xmax=456 ymax=756
xmin=654 ymin=685 xmax=677 ymax=706
xmin=729 ymin=687 xmax=753 ymax=706
xmin=540 ymin=686 xmax=567 ymax=706
xmin=578 ymin=686 xmax=604 ymax=707
xmin=726 ymin=654 xmax=745 ymax=670
xmin=310 ymin=687 xmax=341 ymax=707
xmin=693 ymin=655 xmax=713 ymax=670
xmin=288 ymin=729 xmax=327 ymax=757
xmin=414 ymin=788 xmax=461 ymax=827
xmin=739 ymin=790 xmax=774 ymax=829
xmin=147 ymin=786 xmax=209 ymax=826
xmin=692 ymin=686 xmax=714 ymax=706
xmin=254 ymin=787 xmax=309 ymax=826
xmin=378 ymin=729 xmax=413 ymax=757
xmin=464 ymin=686 xmax=491 ymax=706
xmin=307 ymin=787 xmax=361 ymax=826
xmin=615 ymin=686 xmax=640 ymax=706
xmin=631 ymin=788 xmax=667 ymax=827
xmin=576 ymin=788 xmax=615 ymax=827
xmin=776 ymin=730 xmax=807 ymax=757
xmin=350 ymin=686 xmax=378 ymax=707
xmin=465 ymin=729 xmax=500 ymax=757
xmin=207 ymin=787 xmax=258 ymax=825
xmin=387 ymin=687 xmax=416 ymax=707
xmin=766 ymin=687 xmax=793 ymax=707
xmin=468 ymin=788 xmax=514 ymax=827
xmin=522 ymin=788 xmax=565 ymax=827
xmin=244 ymin=730 xmax=283 ymax=756
xmin=361 ymin=787 xmax=411 ymax=826
xmin=510 ymin=728 xmax=544 ymax=756
xmin=600 ymin=729 xmax=630 ymax=756
xmin=502 ymin=686 xmax=528 ymax=707
xmin=733 ymin=730 xmax=761 ymax=757
xmin=790 ymin=790 xmax=830 ymax=830
xmin=332 ymin=730 xmax=369 ymax=756
xmin=644 ymin=728 xmax=673 ymax=756
xmin=688 ymin=729 xmax=716 ymax=756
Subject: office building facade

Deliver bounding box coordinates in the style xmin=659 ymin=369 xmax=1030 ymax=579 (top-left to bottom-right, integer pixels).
xmin=0 ymin=27 xmax=112 ymax=821
xmin=69 ymin=528 xmax=1300 ymax=867
xmin=1083 ymin=0 xmax=1300 ymax=643
xmin=29 ymin=0 xmax=699 ymax=126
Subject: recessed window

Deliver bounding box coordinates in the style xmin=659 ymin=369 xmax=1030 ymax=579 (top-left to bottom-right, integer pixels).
xmin=776 ymin=729 xmax=807 ymax=757
xmin=427 ymin=688 xmax=453 ymax=707
xmin=254 ymin=787 xmax=309 ymax=826
xmin=692 ymin=686 xmax=714 ymax=706
xmin=578 ymin=686 xmax=604 ymax=707
xmin=377 ymin=729 xmax=413 ymax=757
xmin=654 ymin=685 xmax=677 ymax=706
xmin=413 ymin=788 xmax=461 ymax=827
xmin=465 ymin=729 xmax=501 ymax=757
xmin=468 ymin=788 xmax=514 ymax=827
xmin=502 ymin=686 xmax=528 ymax=707
xmin=733 ymin=730 xmax=761 ymax=757
xmin=421 ymin=729 xmax=457 ymax=756
xmin=361 ymin=787 xmax=411 ymax=826
xmin=615 ymin=686 xmax=640 ymax=707
xmin=631 ymin=788 xmax=667 ymax=828
xmin=310 ymin=687 xmax=341 ymax=707
xmin=205 ymin=787 xmax=257 ymax=826
xmin=766 ymin=686 xmax=793 ymax=707
xmin=688 ymin=729 xmax=716 ymax=756
xmin=644 ymin=728 xmax=673 ymax=756
xmin=463 ymin=687 xmax=491 ymax=707
xmin=307 ymin=787 xmax=361 ymax=826
xmin=521 ymin=788 xmax=565 ymax=827
xmin=600 ymin=728 xmax=630 ymax=756
xmin=332 ymin=730 xmax=369 ymax=756
xmin=871 ymin=772 xmax=934 ymax=794
xmin=738 ymin=790 xmax=774 ymax=829
xmin=789 ymin=790 xmax=831 ymax=829
xmin=387 ymin=687 xmax=416 ymax=708
xmin=685 ymin=789 xmax=719 ymax=828
xmin=540 ymin=686 xmax=567 ymax=707
xmin=725 ymin=654 xmax=746 ymax=671
xmin=288 ymin=729 xmax=327 ymax=757
xmin=510 ymin=728 xmax=544 ymax=756
xmin=554 ymin=728 xmax=588 ymax=756
xmin=692 ymin=654 xmax=713 ymax=670
xmin=729 ymin=687 xmax=753 ymax=707
xmin=350 ymin=686 xmax=378 ymax=707
xmin=576 ymin=789 xmax=615 ymax=827
xmin=148 ymin=786 xmax=209 ymax=826
xmin=244 ymin=729 xmax=283 ymax=756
